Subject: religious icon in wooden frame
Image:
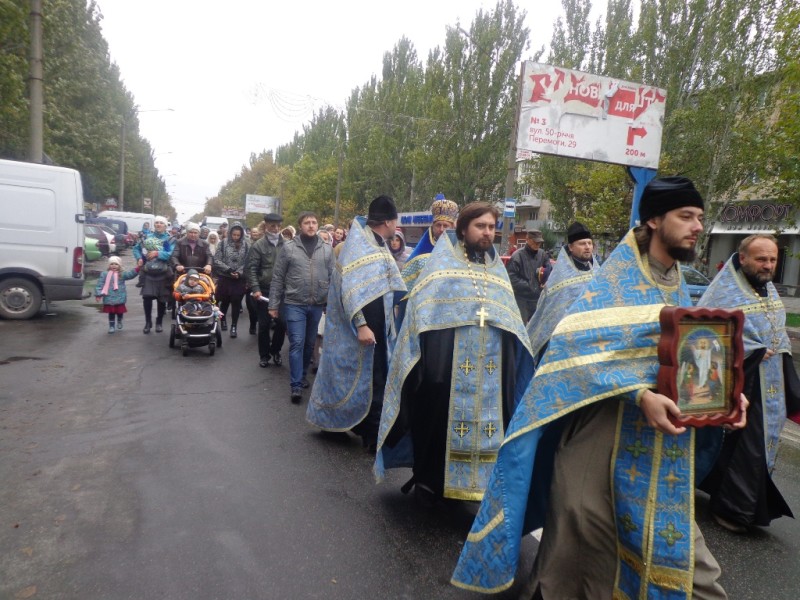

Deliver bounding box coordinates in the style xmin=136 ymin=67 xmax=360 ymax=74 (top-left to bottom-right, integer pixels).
xmin=657 ymin=307 xmax=745 ymax=427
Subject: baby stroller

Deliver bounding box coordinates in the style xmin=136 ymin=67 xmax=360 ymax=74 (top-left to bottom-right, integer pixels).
xmin=169 ymin=272 xmax=223 ymax=356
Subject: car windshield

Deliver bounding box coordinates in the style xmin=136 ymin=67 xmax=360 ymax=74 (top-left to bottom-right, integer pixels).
xmin=682 ymin=267 xmax=710 ymax=285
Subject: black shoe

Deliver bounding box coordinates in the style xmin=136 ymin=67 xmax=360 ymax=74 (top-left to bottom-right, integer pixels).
xmin=230 ymin=326 xmax=237 ymax=338
xmin=259 ymin=357 xmax=270 ymax=368
xmin=155 ymin=321 xmax=163 ymax=333
xmin=249 ymin=326 xmax=256 ymax=335
xmin=220 ymin=319 xmax=227 ymax=331
xmin=300 ymin=377 xmax=310 ymax=389
xmin=271 ymin=353 xmax=282 ymax=366
xmin=143 ymin=323 xmax=152 ymax=334
xmin=290 ymin=387 xmax=302 ymax=404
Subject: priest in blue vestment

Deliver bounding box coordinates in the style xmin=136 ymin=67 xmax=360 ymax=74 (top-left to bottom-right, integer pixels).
xmin=375 ymin=202 xmax=532 ymax=503
xmin=451 ymin=177 xmax=748 ymax=600
xmin=698 ymin=234 xmax=799 ymax=532
xmin=306 ymin=196 xmax=406 ymax=450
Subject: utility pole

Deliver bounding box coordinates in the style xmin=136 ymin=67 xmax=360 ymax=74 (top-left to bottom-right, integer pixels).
xmin=28 ymin=0 xmax=43 ymax=163
xmin=118 ymin=117 xmax=127 ymax=210
xmin=500 ymin=63 xmax=525 ymax=254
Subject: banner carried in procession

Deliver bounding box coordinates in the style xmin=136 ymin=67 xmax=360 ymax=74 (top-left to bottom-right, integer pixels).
xmin=516 ymin=63 xmax=667 ymax=170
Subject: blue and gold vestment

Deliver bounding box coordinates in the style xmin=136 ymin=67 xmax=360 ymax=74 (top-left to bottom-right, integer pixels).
xmin=527 ymin=245 xmax=596 ymax=370
xmin=375 ymin=232 xmax=532 ymax=500
xmin=451 ymin=229 xmax=705 ymax=599
xmin=306 ymin=217 xmax=406 ymax=431
xmin=699 ymin=256 xmax=792 ymax=470
xmin=400 ymin=226 xmax=436 ymax=293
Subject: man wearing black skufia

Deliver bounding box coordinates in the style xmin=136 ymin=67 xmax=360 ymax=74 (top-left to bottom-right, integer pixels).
xmin=699 ymin=234 xmax=800 ymax=533
xmin=507 ymin=229 xmax=549 ymax=323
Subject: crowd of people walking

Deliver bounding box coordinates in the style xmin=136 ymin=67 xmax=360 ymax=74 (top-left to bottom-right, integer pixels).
xmin=96 ymin=179 xmax=800 ymax=599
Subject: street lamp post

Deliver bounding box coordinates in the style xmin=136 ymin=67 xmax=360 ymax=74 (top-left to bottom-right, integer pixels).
xmin=118 ymin=108 xmax=174 ymax=210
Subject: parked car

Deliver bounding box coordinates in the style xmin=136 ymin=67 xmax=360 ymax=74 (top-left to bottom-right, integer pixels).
xmin=681 ymin=265 xmax=710 ymax=305
xmin=95 ymin=224 xmax=118 ymax=254
xmin=87 ymin=217 xmax=129 ymax=249
xmin=84 ymin=237 xmax=102 ymax=262
xmin=84 ymin=224 xmax=115 ymax=256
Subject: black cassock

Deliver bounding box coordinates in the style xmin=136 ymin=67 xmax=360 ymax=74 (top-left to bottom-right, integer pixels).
xmin=385 ymin=328 xmax=519 ymax=499
xmin=700 ymin=350 xmax=800 ymax=527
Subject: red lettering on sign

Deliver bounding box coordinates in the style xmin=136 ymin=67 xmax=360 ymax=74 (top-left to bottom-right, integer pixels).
xmin=563 ymin=74 xmax=601 ymax=107
xmin=607 ymin=85 xmax=666 ymax=119
xmin=528 ymin=73 xmax=552 ymax=103
xmin=553 ymin=68 xmax=566 ymax=91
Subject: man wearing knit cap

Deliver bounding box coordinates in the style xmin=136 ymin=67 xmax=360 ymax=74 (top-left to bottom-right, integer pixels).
xmin=524 ymin=221 xmax=597 ymax=372
xmin=452 ymin=176 xmax=748 ymax=599
xmin=507 ymin=228 xmax=549 ymax=323
xmin=307 ymin=195 xmax=406 ymax=449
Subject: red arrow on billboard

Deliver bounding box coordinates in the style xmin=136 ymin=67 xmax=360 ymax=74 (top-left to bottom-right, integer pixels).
xmin=627 ymin=126 xmax=647 ymax=146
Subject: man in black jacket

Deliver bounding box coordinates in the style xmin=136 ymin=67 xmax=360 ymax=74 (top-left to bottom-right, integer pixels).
xmin=507 ymin=229 xmax=548 ymax=323
xmin=245 ymin=213 xmax=286 ymax=368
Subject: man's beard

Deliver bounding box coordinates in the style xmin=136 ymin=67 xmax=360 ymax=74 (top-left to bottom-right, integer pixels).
xmin=465 ymin=238 xmax=492 ymax=255
xmin=659 ymin=228 xmax=697 ymax=262
xmin=742 ymin=265 xmax=774 ymax=288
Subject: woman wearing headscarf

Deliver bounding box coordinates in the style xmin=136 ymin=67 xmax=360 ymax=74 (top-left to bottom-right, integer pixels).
xmin=207 ymin=231 xmax=220 ymax=258
xmin=132 ymin=215 xmax=175 ymax=334
xmin=213 ymin=222 xmax=250 ymax=337
xmin=388 ymin=229 xmax=409 ymax=269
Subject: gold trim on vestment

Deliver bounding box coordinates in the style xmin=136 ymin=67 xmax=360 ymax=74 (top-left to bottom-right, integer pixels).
xmin=450 ymin=577 xmax=514 ymax=595
xmin=546 ymin=272 xmax=593 ymax=295
xmin=503 ymin=383 xmax=650 ymax=444
xmin=535 ymin=347 xmax=658 ymax=376
xmin=465 ymin=509 xmax=505 ymax=542
xmin=409 ymin=269 xmax=513 ymax=299
xmin=341 ymin=250 xmax=390 ymax=275
xmin=552 ymin=304 xmax=665 ymax=336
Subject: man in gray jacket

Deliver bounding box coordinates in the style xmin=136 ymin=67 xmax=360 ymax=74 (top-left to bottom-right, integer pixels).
xmin=507 ymin=229 xmax=549 ymax=323
xmin=246 ymin=213 xmax=286 ymax=368
xmin=269 ymin=212 xmax=334 ymax=403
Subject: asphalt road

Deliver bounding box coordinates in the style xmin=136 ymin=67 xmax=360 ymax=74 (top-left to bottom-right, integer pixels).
xmin=0 ymin=270 xmax=798 ymax=599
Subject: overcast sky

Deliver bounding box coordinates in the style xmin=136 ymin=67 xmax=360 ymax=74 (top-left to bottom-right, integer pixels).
xmin=94 ymin=0 xmax=581 ymax=220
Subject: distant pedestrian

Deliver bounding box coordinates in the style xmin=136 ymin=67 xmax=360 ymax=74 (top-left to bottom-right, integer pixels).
xmin=94 ymin=256 xmax=139 ymax=333
xmin=332 ymin=227 xmax=346 ymax=247
xmin=214 ymin=223 xmax=250 ymax=338
xmin=207 ymin=231 xmax=220 ymax=257
xmin=281 ymin=225 xmax=296 ymax=241
xmin=133 ymin=215 xmax=175 ymax=334
xmin=246 ymin=213 xmax=287 ymax=367
xmin=245 ymin=226 xmax=265 ymax=335
xmin=507 ymin=229 xmax=548 ymax=323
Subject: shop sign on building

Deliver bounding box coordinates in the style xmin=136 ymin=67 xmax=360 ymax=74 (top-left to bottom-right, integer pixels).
xmin=244 ymin=194 xmax=279 ymax=215
xmin=710 ymin=200 xmax=798 ymax=234
xmin=516 ymin=63 xmax=667 ymax=169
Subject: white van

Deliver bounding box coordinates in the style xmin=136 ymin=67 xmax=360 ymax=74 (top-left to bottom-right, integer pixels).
xmin=201 ymin=216 xmax=229 ymax=232
xmin=97 ymin=210 xmax=155 ymax=234
xmin=0 ymin=158 xmax=86 ymax=319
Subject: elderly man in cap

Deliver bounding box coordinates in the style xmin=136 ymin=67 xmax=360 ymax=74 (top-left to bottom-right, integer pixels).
xmin=245 ymin=213 xmax=287 ymax=368
xmin=507 ymin=228 xmax=549 ymax=323
xmin=453 ymin=176 xmax=749 ymax=599
xmin=524 ymin=221 xmax=597 ymax=371
xmin=307 ymin=195 xmax=406 ymax=448
xmin=170 ymin=222 xmax=213 ymax=276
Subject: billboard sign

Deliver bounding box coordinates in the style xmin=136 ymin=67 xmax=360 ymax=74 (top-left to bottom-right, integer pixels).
xmin=245 ymin=194 xmax=280 ymax=215
xmin=516 ymin=63 xmax=667 ymax=169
